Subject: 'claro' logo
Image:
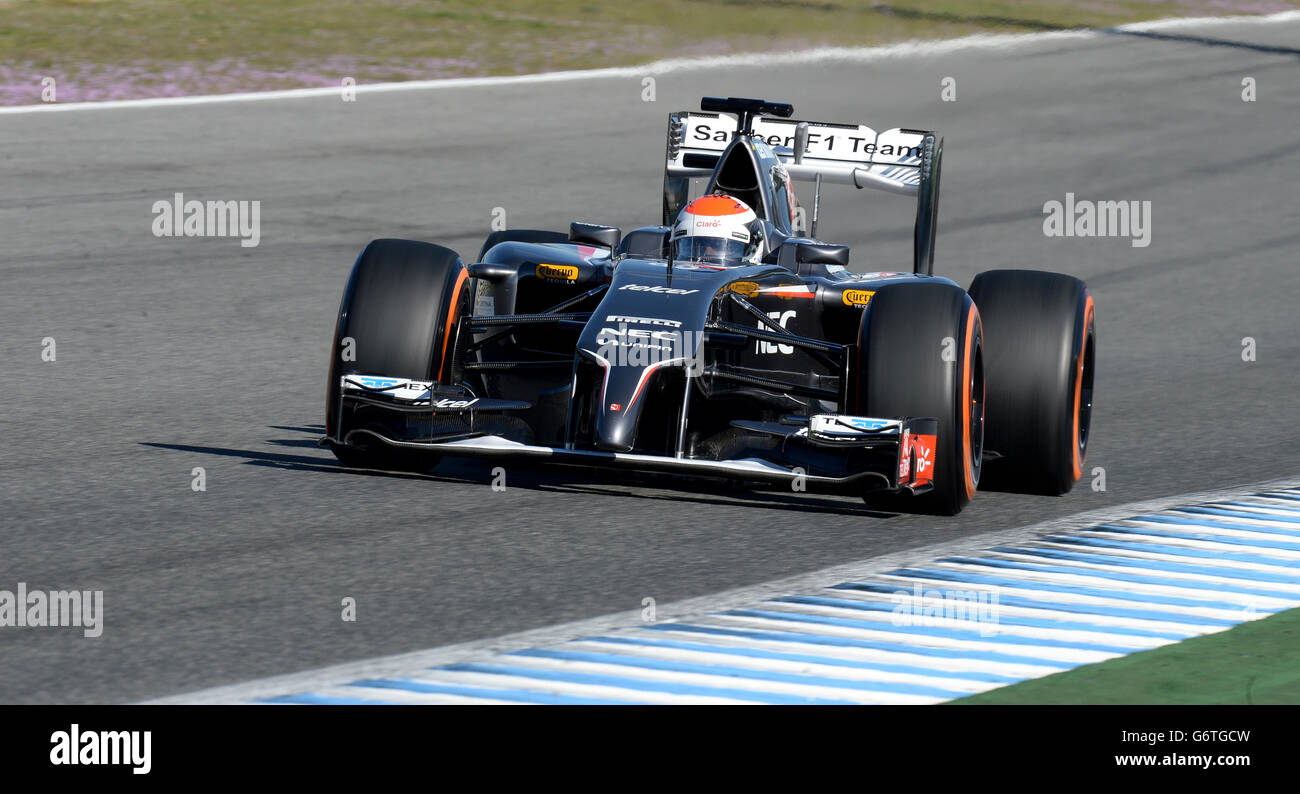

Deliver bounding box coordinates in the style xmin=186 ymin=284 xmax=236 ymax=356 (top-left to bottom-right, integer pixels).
xmin=842 ymin=289 xmax=876 ymax=307
xmin=726 ymin=281 xmax=760 ymax=297
xmin=537 ymin=263 xmax=579 ymax=282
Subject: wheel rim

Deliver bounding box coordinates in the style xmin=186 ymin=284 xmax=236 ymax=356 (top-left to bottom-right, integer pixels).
xmin=1077 ymin=324 xmax=1095 ymax=460
xmin=968 ymin=336 xmax=985 ymax=486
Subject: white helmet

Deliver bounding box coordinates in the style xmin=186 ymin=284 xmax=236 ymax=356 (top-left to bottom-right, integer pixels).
xmin=670 ymin=194 xmax=764 ymax=266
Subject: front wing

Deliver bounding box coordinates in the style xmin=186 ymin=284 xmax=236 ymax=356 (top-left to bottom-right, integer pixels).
xmin=331 ymin=375 xmax=938 ymax=495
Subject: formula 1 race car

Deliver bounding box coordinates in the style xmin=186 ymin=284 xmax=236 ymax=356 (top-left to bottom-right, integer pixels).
xmin=325 ymin=96 xmax=1095 ymax=514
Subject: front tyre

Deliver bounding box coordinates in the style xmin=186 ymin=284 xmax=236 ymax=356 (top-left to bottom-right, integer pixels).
xmin=326 ymin=238 xmax=469 ymax=471
xmin=854 ymin=282 xmax=984 ymax=515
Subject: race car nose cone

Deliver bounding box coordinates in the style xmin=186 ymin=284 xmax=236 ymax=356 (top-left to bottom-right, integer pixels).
xmin=593 ymin=423 xmax=635 ymax=453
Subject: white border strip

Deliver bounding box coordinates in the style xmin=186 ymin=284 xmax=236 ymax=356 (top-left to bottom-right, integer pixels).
xmin=6 ymin=10 xmax=1298 ymax=116
xmin=146 ymin=473 xmax=1300 ymax=704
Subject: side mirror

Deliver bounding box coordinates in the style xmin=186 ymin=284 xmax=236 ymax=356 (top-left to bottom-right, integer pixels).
xmin=570 ymin=222 xmax=621 ymax=250
xmin=777 ymin=239 xmax=850 ymax=269
xmin=793 ymin=122 xmax=809 ymax=164
xmin=795 ymin=241 xmax=849 ymax=266
xmin=615 ymin=226 xmax=671 ymax=260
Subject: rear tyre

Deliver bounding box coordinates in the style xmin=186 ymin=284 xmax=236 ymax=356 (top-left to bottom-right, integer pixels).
xmin=326 ymin=238 xmax=470 ymax=471
xmin=968 ymin=269 xmax=1095 ymax=495
xmin=854 ymin=282 xmax=984 ymax=515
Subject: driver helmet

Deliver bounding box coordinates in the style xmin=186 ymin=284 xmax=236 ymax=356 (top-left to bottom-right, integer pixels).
xmin=670 ymin=194 xmax=764 ymax=266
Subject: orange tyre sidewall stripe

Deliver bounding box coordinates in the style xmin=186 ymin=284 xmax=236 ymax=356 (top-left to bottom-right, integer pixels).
xmin=961 ymin=303 xmax=980 ymax=501
xmin=437 ymin=267 xmax=469 ymax=383
xmin=1071 ymin=294 xmax=1095 ymax=482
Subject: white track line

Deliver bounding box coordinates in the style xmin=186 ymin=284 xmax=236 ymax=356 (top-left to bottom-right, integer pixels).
xmin=559 ymin=639 xmax=996 ymax=693
xmin=633 ymin=626 xmax=1055 ymax=680
xmin=5 ymin=11 xmax=1297 ymax=116
xmin=699 ymin=611 xmax=1160 ymax=659
xmin=818 ymin=581 xmax=1246 ymax=624
xmin=752 ymin=598 xmax=1202 ymax=643
xmin=857 ymin=568 xmax=1272 ymax=610
xmin=452 ymin=654 xmax=919 ymax=704
xmin=1075 ymin=525 xmax=1300 ymax=559
xmin=991 ymin=544 xmax=1300 ymax=584
xmin=308 ymin=686 xmax=517 ymax=705
xmin=379 ymin=670 xmax=756 ymax=705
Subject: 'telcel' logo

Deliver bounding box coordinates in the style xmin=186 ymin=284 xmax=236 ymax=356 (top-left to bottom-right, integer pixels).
xmin=618 ymin=285 xmax=699 ymax=296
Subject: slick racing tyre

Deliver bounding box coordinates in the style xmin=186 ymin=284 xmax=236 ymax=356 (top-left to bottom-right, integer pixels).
xmin=326 ymin=238 xmax=470 ymax=471
xmin=968 ymin=269 xmax=1095 ymax=495
xmin=854 ymin=282 xmax=984 ymax=515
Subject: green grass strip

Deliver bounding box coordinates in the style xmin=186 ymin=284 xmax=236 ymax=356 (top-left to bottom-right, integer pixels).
xmin=952 ymin=607 xmax=1300 ymax=705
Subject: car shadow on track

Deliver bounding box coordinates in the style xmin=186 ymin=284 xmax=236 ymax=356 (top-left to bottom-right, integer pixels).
xmin=141 ymin=427 xmax=903 ymax=519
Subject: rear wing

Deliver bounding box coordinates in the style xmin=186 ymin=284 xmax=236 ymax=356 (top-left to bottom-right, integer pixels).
xmin=665 ymin=103 xmax=943 ymax=274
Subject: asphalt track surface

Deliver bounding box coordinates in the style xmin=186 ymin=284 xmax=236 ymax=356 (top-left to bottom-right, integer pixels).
xmin=2 ymin=15 xmax=1298 ymax=703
